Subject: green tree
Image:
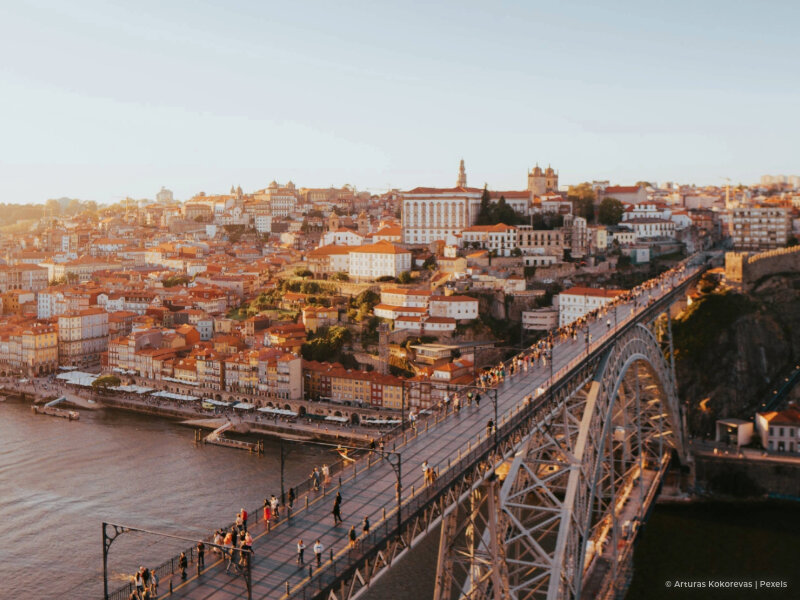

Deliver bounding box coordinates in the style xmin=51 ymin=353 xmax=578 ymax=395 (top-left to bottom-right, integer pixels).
xmin=475 ymin=186 xmax=493 ymax=225
xmin=295 ymin=268 xmax=313 ymax=279
xmin=598 ymin=197 xmax=624 ymax=225
xmin=567 ymin=182 xmax=596 ymax=222
xmin=332 ymin=272 xmax=349 ymax=281
xmin=91 ymin=375 xmax=121 ymax=391
xmin=398 ymin=271 xmax=412 ymax=284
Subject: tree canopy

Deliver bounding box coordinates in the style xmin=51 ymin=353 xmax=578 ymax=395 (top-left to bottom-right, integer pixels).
xmin=91 ymin=375 xmax=121 ymax=390
xmin=567 ymin=183 xmax=596 ymax=223
xmin=475 ymin=188 xmax=528 ymax=226
xmin=598 ymin=197 xmax=625 ymax=225
xmin=301 ymin=326 xmax=353 ymax=362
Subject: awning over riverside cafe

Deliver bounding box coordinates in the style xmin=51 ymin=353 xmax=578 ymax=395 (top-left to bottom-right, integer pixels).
xmin=362 ymin=417 xmax=401 ymax=426
xmin=203 ymin=398 xmax=233 ymax=407
xmin=257 ymin=407 xmax=298 ymax=417
xmin=110 ymin=385 xmax=154 ymax=394
xmin=56 ymin=371 xmax=98 ymax=387
xmin=324 ymin=415 xmax=349 ymax=423
xmin=151 ymin=391 xmax=199 ymax=402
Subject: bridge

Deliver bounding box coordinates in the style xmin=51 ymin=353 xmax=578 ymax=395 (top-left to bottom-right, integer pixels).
xmin=105 ymin=255 xmax=708 ymax=600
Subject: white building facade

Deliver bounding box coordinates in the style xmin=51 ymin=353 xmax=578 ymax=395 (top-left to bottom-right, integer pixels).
xmin=557 ymin=287 xmax=623 ymax=327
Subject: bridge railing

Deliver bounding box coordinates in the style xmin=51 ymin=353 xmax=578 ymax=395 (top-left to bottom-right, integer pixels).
xmin=285 ymin=386 xmax=542 ymax=599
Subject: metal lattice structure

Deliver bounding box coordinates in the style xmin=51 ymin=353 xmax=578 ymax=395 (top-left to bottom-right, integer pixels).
xmin=332 ymin=315 xmax=688 ymax=600
xmin=463 ymin=321 xmax=686 ymax=600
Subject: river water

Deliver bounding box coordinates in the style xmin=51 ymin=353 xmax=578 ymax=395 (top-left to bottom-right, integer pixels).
xmin=0 ymin=397 xmax=327 ymax=599
xmin=2 ymin=395 xmax=799 ymax=600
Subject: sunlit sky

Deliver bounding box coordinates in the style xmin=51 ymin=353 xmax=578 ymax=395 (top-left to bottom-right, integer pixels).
xmin=0 ymin=0 xmax=798 ymax=204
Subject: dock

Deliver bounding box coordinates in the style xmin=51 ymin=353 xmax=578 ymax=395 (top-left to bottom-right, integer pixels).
xmin=196 ymin=421 xmax=264 ymax=454
xmin=32 ymin=397 xmax=80 ymax=420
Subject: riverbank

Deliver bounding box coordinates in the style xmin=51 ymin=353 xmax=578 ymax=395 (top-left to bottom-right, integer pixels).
xmin=3 ymin=378 xmax=380 ymax=446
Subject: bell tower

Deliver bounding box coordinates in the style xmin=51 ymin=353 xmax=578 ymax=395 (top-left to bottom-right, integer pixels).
xmin=457 ymin=159 xmax=467 ymax=188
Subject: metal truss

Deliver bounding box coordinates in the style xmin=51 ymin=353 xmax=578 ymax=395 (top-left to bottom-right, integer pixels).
xmin=493 ymin=322 xmax=685 ymax=600
xmin=433 ymin=476 xmax=508 ymax=600
xmin=307 ymin=318 xmax=685 ymax=600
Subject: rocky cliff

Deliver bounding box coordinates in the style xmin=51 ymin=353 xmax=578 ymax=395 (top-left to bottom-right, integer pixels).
xmin=673 ymin=273 xmax=800 ymax=435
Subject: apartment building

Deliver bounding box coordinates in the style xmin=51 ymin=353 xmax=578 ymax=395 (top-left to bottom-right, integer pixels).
xmin=57 ymin=308 xmax=109 ymax=367
xmin=428 ymin=295 xmax=479 ymax=320
xmin=515 ymin=226 xmax=566 ymax=258
xmin=0 ymin=323 xmax=58 ymax=375
xmin=303 ymin=360 xmax=403 ymax=409
xmin=0 ymin=264 xmax=48 ymax=292
xmin=462 ymin=224 xmax=518 ymax=256
xmin=348 ymin=241 xmax=412 ymax=281
xmin=731 ymin=206 xmax=790 ymax=250
xmin=258 ymin=349 xmax=303 ymax=401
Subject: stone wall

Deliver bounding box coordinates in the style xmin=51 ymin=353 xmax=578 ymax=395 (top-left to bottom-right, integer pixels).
xmin=725 ymin=246 xmax=800 ymax=290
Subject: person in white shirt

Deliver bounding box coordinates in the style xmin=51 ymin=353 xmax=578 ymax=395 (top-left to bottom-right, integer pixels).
xmin=313 ymin=539 xmax=324 ymax=566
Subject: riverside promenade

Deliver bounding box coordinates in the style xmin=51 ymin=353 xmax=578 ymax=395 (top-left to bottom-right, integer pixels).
xmin=4 ymin=378 xmax=382 ymax=445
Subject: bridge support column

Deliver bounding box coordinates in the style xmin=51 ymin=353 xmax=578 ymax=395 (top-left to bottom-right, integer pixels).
xmin=433 ymin=476 xmax=507 ymax=600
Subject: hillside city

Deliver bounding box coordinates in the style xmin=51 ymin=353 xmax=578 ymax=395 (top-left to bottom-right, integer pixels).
xmin=2 ymin=164 xmax=799 ymax=447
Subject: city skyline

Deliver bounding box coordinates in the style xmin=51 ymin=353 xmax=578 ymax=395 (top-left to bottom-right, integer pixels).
xmin=1 ymin=0 xmax=798 ymax=204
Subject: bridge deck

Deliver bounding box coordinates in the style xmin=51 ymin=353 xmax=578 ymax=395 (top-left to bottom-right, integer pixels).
xmin=150 ymin=268 xmax=701 ymax=600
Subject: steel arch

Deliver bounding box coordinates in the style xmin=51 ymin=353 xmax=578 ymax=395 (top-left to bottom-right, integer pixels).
xmin=499 ymin=323 xmax=686 ymax=600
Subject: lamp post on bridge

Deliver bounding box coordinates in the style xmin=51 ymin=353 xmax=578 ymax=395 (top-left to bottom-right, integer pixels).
xmin=310 ymin=441 xmax=404 ymax=536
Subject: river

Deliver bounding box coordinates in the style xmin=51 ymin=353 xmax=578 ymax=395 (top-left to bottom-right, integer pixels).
xmin=0 ymin=397 xmax=327 ymax=599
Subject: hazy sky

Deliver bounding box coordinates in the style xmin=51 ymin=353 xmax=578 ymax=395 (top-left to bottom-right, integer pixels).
xmin=0 ymin=0 xmax=797 ymax=204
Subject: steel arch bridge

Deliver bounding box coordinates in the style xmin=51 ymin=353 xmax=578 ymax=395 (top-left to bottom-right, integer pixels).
xmin=434 ymin=320 xmax=687 ymax=600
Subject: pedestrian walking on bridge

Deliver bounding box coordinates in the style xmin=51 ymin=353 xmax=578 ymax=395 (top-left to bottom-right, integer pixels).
xmin=333 ymin=494 xmax=343 ymax=525
xmin=197 ymin=541 xmax=205 ymax=570
xmin=348 ymin=525 xmax=357 ymax=550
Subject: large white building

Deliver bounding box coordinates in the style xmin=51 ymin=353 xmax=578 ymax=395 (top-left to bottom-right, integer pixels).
xmin=428 ymin=295 xmax=479 ymax=320
xmin=625 ymin=218 xmax=677 ymax=240
xmin=348 ymin=241 xmax=412 ymax=281
xmin=401 ymin=186 xmax=482 ymax=245
xmin=557 ymin=287 xmax=624 ymax=327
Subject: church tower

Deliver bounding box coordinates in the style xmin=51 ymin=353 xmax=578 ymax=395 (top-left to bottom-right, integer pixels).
xmin=327 ymin=212 xmax=340 ymax=232
xmin=544 ymin=165 xmax=558 ymax=193
xmin=528 ymin=164 xmax=545 ymax=195
xmin=357 ymin=210 xmax=370 ymax=236
xmin=457 ymin=159 xmax=467 ymax=188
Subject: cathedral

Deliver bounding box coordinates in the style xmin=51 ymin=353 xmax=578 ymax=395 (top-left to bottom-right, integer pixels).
xmin=527 ymin=164 xmax=558 ymax=196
